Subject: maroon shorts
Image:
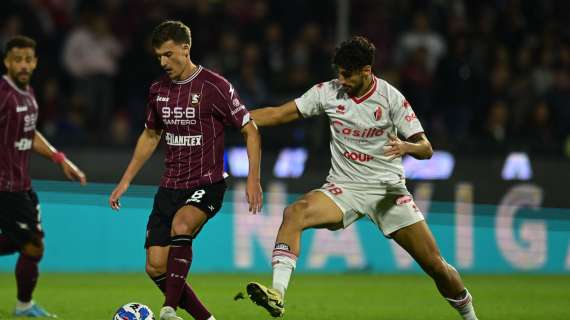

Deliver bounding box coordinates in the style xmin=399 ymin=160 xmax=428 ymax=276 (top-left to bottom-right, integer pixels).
xmin=144 ymin=180 xmax=226 ymax=248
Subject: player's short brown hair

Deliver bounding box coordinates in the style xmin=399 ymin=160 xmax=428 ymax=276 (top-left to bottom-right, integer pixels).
xmin=4 ymin=35 xmax=36 ymax=57
xmin=332 ymin=36 xmax=376 ymax=72
xmin=151 ymin=20 xmax=192 ymax=48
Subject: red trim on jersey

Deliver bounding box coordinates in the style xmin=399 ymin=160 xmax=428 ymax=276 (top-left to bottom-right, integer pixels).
xmin=350 ymin=77 xmax=377 ymax=104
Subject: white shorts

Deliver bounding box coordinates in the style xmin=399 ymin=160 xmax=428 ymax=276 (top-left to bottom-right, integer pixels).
xmin=317 ymin=180 xmax=424 ymax=236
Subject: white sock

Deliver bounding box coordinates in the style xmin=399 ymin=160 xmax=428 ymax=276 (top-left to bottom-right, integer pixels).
xmin=271 ymin=245 xmax=297 ymax=298
xmin=207 ymin=316 xmax=216 ymax=320
xmin=16 ymin=300 xmax=33 ymax=310
xmin=458 ymin=302 xmax=477 ymax=320
xmin=446 ymin=289 xmax=478 ymax=320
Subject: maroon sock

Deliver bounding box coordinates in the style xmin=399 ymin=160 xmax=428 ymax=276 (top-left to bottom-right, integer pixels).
xmin=179 ymin=282 xmax=212 ymax=320
xmin=0 ymin=235 xmax=19 ymax=255
xmin=15 ymin=254 xmax=42 ymax=302
xmin=152 ymin=274 xmax=212 ymax=320
xmin=164 ymin=235 xmax=193 ymax=309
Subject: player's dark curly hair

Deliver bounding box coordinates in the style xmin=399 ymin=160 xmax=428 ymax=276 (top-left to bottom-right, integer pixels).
xmin=4 ymin=35 xmax=36 ymax=57
xmin=151 ymin=20 xmax=192 ymax=48
xmin=332 ymin=36 xmax=376 ymax=71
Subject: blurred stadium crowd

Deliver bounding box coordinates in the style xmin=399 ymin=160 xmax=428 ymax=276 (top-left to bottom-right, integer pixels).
xmin=1 ymin=0 xmax=569 ymax=157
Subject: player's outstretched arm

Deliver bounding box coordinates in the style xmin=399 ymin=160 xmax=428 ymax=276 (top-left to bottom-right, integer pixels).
xmin=241 ymin=121 xmax=263 ymax=214
xmin=384 ymin=132 xmax=433 ymax=160
xmin=32 ymin=130 xmax=87 ymax=185
xmin=250 ymin=100 xmax=301 ymax=127
xmin=109 ymin=128 xmax=162 ymax=210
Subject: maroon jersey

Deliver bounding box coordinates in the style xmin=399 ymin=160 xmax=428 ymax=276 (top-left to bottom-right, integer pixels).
xmin=0 ymin=75 xmax=39 ymax=192
xmin=145 ymin=66 xmax=251 ymax=189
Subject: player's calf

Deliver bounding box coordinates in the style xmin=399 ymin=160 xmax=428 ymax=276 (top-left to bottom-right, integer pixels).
xmin=421 ymin=256 xmax=465 ymax=298
xmin=422 ymin=256 xmax=449 ymax=279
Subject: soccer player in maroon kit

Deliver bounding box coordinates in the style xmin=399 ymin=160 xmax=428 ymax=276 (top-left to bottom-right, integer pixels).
xmin=109 ymin=21 xmax=263 ymax=320
xmin=0 ymin=36 xmax=87 ymax=317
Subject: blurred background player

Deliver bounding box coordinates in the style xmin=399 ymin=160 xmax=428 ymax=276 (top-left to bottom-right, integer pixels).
xmin=109 ymin=21 xmax=262 ymax=320
xmin=246 ymin=36 xmax=477 ymax=320
xmin=0 ymin=35 xmax=87 ymax=317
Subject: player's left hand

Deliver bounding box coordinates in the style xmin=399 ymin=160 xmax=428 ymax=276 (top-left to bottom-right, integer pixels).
xmin=383 ymin=133 xmax=409 ymax=161
xmin=246 ymin=178 xmax=263 ymax=214
xmin=109 ymin=181 xmax=129 ymax=211
xmin=61 ymin=160 xmax=87 ymax=185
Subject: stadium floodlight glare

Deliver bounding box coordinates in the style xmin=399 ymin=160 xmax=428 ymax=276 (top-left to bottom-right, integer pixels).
xmin=273 ymin=148 xmax=308 ymax=178
xmin=402 ymin=150 xmax=455 ymax=180
xmin=502 ymin=152 xmax=532 ymax=180
xmin=227 ymin=147 xmax=249 ymax=177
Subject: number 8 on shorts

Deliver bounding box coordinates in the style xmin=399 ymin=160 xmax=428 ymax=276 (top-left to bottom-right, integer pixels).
xmin=186 ymin=189 xmax=206 ymax=203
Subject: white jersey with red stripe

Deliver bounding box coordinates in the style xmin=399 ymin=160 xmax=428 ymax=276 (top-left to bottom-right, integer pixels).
xmin=294 ymin=76 xmax=424 ymax=184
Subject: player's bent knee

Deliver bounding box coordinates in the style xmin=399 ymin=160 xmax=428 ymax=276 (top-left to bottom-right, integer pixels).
xmin=171 ymin=222 xmax=193 ymax=236
xmin=145 ymin=262 xmax=166 ymax=277
xmin=21 ymin=240 xmax=44 ymax=257
xmin=282 ymin=201 xmax=310 ymax=228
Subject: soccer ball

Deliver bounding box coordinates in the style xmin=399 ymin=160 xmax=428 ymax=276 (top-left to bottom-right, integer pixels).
xmin=113 ymin=302 xmax=154 ymax=320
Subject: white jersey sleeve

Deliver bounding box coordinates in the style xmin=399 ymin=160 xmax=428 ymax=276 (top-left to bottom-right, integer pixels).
xmin=294 ymin=83 xmax=326 ymax=118
xmin=388 ymin=87 xmax=424 ymax=139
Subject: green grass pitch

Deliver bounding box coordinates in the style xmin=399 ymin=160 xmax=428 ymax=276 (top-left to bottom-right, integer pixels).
xmin=1 ymin=273 xmax=569 ymax=319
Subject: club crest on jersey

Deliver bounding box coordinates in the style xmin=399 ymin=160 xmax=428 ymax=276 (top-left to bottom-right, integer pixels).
xmin=374 ymin=106 xmax=382 ymax=121
xmin=336 ymin=105 xmax=346 ymax=114
xmin=191 ymin=93 xmax=200 ymax=105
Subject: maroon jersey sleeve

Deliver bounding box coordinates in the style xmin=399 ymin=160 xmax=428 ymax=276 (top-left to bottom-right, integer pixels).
xmin=144 ymin=82 xmax=163 ymax=130
xmin=210 ymin=80 xmax=251 ymax=128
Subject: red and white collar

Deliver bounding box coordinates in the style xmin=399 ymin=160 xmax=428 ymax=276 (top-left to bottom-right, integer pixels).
xmin=350 ymin=76 xmax=377 ymax=104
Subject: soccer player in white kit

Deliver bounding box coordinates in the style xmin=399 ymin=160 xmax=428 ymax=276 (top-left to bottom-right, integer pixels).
xmin=246 ymin=36 xmax=478 ymax=320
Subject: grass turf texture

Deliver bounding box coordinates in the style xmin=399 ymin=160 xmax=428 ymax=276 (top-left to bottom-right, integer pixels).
xmin=0 ymin=273 xmax=568 ymax=319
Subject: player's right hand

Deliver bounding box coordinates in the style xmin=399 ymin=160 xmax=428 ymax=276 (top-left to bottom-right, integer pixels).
xmin=109 ymin=181 xmax=130 ymax=211
xmin=61 ymin=159 xmax=87 ymax=186
xmin=246 ymin=178 xmax=263 ymax=214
